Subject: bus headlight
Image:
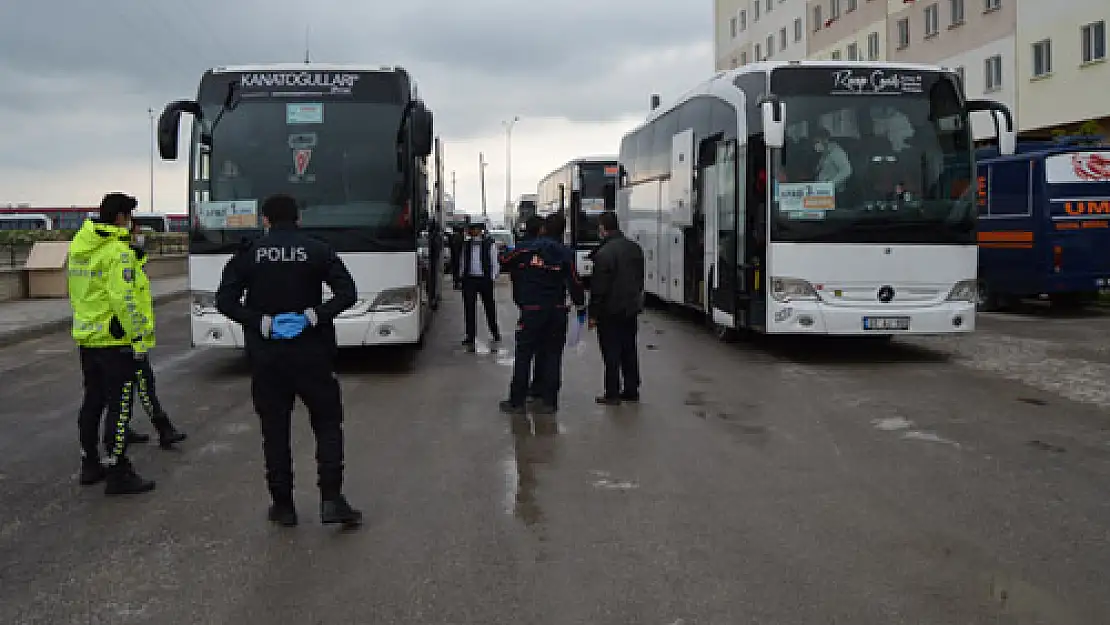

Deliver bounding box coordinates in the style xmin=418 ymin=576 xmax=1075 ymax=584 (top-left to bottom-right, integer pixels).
xmin=946 ymin=279 xmax=978 ymax=302
xmin=191 ymin=290 xmax=217 ymax=314
xmin=770 ymin=277 xmax=818 ymax=302
xmin=370 ymin=286 xmax=418 ymax=313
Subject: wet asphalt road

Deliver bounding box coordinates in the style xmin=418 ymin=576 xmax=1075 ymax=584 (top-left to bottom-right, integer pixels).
xmin=1 ymin=283 xmax=1110 ymax=624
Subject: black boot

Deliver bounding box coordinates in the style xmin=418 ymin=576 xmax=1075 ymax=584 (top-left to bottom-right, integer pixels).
xmin=321 ymin=495 xmax=363 ymax=527
xmin=268 ymin=503 xmax=299 ymax=527
xmin=79 ymin=458 xmax=106 ymax=486
xmin=104 ymin=460 xmax=155 ymax=496
xmin=153 ymin=416 xmax=186 ymax=449
xmin=125 ymin=428 xmax=150 ymax=444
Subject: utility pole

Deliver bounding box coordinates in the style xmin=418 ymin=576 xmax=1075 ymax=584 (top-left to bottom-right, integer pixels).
xmin=479 ymin=152 xmax=488 ymax=217
xmin=451 ymin=170 xmax=456 ymax=206
xmin=148 ymin=107 xmax=155 ymax=212
xmin=502 ymin=116 xmax=519 ymax=214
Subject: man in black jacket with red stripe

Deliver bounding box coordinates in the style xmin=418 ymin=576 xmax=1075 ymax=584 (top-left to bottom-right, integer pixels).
xmin=498 ymin=229 xmax=585 ymax=414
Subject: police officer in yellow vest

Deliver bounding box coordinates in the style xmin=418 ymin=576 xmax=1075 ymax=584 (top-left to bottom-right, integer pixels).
xmin=124 ymin=221 xmax=186 ymax=450
xmin=67 ymin=193 xmax=156 ymax=495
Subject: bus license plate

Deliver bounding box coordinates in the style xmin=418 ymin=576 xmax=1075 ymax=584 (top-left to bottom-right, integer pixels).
xmin=863 ymin=316 xmax=910 ymax=331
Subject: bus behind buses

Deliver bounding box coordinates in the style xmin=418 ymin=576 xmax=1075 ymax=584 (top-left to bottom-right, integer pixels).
xmin=157 ymin=63 xmax=436 ymax=349
xmin=618 ymin=61 xmax=1014 ymax=337
xmin=537 ymin=156 xmax=619 ymax=280
xmin=0 ymin=214 xmax=52 ymax=230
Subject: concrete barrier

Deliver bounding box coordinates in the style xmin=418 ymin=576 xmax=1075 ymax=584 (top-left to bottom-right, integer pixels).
xmin=0 ymin=268 xmax=27 ymax=301
xmin=0 ymin=254 xmax=186 ymax=302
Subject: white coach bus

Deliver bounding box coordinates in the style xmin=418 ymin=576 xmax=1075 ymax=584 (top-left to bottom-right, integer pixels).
xmin=618 ymin=61 xmax=1015 ymax=338
xmin=156 ymin=64 xmax=440 ymax=348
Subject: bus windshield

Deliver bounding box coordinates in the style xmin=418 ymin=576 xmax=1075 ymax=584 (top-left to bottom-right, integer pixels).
xmin=190 ymin=95 xmax=412 ymax=253
xmin=769 ymin=67 xmax=974 ymax=244
xmin=576 ymin=162 xmax=618 ymax=245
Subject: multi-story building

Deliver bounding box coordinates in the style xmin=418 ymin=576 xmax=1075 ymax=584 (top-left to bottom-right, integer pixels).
xmin=712 ymin=0 xmax=1109 ymax=139
xmin=715 ymin=0 xmax=809 ymax=70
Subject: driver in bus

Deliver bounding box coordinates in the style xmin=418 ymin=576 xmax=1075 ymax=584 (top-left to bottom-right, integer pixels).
xmin=812 ymin=126 xmax=852 ymax=193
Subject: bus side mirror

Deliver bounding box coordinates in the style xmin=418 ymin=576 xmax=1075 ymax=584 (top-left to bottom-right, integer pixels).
xmin=760 ymin=100 xmax=785 ymax=149
xmin=158 ymin=100 xmax=202 ymax=160
xmin=967 ymin=100 xmax=1015 ymax=156
xmin=412 ymin=103 xmax=433 ymax=157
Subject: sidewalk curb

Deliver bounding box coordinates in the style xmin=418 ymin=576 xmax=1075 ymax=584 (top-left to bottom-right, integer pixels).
xmin=0 ymin=289 xmax=190 ymax=349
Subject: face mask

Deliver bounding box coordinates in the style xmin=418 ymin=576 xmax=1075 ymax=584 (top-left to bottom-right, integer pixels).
xmin=814 ymin=142 xmax=826 ymax=153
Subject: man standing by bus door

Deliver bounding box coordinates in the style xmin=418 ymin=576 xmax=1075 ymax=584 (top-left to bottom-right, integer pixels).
xmin=215 ymin=194 xmax=363 ymax=528
xmin=588 ymin=211 xmax=645 ymax=405
xmin=499 ymin=226 xmax=585 ymax=414
xmin=457 ymin=222 xmax=501 ymax=348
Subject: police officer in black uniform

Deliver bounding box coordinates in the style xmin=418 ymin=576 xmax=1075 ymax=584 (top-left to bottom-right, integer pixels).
xmin=215 ymin=194 xmax=363 ymax=528
xmin=498 ymin=226 xmax=585 ymax=414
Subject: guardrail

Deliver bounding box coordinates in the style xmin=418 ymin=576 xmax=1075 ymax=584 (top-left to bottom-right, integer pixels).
xmin=0 ymin=234 xmax=188 ymax=268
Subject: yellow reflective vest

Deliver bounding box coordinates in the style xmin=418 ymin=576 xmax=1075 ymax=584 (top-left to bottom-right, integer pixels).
xmin=66 ymin=219 xmax=152 ymax=351
xmin=134 ymin=249 xmax=156 ymax=350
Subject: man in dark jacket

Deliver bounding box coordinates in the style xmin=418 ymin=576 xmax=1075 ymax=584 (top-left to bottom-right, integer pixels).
xmin=499 ymin=226 xmax=585 ymax=414
xmin=456 ymin=222 xmax=501 ymax=347
xmin=527 ymin=213 xmax=575 ymax=403
xmin=587 ymin=211 xmax=645 ymax=405
xmin=215 ymin=194 xmax=362 ymax=528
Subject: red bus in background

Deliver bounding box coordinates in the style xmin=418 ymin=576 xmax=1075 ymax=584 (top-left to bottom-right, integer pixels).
xmin=0 ymin=207 xmax=188 ymax=232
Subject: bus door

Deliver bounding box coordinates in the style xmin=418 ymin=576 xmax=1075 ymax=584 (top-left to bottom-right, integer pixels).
xmin=705 ymin=138 xmax=743 ymax=329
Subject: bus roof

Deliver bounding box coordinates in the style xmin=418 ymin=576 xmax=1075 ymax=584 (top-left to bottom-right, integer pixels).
xmin=210 ymin=64 xmax=404 ymax=74
xmin=636 ymin=60 xmax=959 ymax=130
xmin=538 ymin=156 xmax=619 ymax=183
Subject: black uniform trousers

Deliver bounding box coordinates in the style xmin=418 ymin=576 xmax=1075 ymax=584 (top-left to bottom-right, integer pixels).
xmin=462 ymin=276 xmax=499 ymax=341
xmin=132 ymin=357 xmax=166 ymax=419
xmin=248 ymin=341 xmax=345 ymax=504
xmin=596 ymin=314 xmax=641 ymax=399
xmin=510 ymin=307 xmax=568 ymax=408
xmin=78 ymin=346 xmax=136 ymax=464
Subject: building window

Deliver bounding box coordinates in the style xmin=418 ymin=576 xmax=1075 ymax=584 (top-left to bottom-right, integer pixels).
xmin=897 ymin=18 xmax=910 ymax=48
xmin=1032 ymin=39 xmax=1052 ymax=76
xmin=813 ymin=5 xmax=822 ymax=31
xmin=985 ymin=54 xmax=1002 ymax=90
xmin=868 ymin=32 xmax=880 ymax=59
xmin=984 ymin=0 xmax=1000 ymax=11
xmin=847 ymin=0 xmax=857 ymax=11
xmin=780 ymin=27 xmax=788 ymax=50
xmin=755 ymin=43 xmax=762 ymax=60
xmin=831 ymin=50 xmax=842 ymax=60
xmin=925 ymin=4 xmax=940 ymax=37
xmin=741 ymin=51 xmax=748 ymax=64
xmin=755 ymin=1 xmax=760 ymax=20
xmin=766 ymin=0 xmax=772 ymax=11
xmin=830 ymin=0 xmax=841 ymax=20
xmin=950 ymin=0 xmax=964 ymax=24
xmin=767 ymin=35 xmax=775 ymax=57
xmin=1082 ymin=21 xmax=1107 ymax=64
xmin=730 ymin=17 xmax=737 ymax=38
xmin=847 ymin=43 xmax=859 ymax=60
xmin=795 ymin=18 xmax=803 ymax=41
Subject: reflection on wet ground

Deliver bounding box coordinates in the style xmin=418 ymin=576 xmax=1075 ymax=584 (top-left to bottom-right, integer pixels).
xmin=507 ymin=413 xmax=559 ymax=527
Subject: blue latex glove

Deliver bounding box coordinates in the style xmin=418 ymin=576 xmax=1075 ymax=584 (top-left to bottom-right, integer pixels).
xmin=576 ymin=307 xmax=587 ymax=323
xmin=271 ymin=313 xmax=308 ymax=339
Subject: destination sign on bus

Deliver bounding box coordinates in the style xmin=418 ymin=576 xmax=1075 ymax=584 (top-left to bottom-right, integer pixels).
xmin=830 ymin=69 xmax=924 ymax=95
xmin=238 ymin=72 xmax=360 ymax=95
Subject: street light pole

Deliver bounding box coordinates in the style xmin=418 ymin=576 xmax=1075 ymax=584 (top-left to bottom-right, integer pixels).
xmin=148 ymin=108 xmax=155 ymax=212
xmin=479 ymin=152 xmax=488 ymax=217
xmin=502 ymin=116 xmax=519 ymax=215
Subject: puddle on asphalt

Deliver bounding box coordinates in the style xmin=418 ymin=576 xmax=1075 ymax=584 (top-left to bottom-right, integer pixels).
xmin=872 ymin=416 xmax=913 ymax=431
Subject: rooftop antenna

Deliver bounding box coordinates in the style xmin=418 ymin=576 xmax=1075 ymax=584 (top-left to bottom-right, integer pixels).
xmin=304 ymin=26 xmax=310 ymax=64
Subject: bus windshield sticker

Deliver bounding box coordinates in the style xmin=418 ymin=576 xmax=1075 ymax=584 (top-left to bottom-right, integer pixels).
xmin=830 ymin=69 xmax=923 ymax=95
xmin=290 ymin=149 xmax=316 ymax=183
xmin=197 ymin=200 xmax=258 ymax=229
xmin=287 ymin=132 xmax=318 ymax=149
xmin=286 ymin=103 xmax=323 ymax=124
xmin=777 ymin=182 xmax=836 ymax=219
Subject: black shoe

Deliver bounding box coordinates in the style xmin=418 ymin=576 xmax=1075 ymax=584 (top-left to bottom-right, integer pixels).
xmin=79 ymin=460 xmax=106 ymax=486
xmin=104 ymin=463 xmax=155 ymax=495
xmin=619 ymin=392 xmax=640 ymax=402
xmin=268 ymin=503 xmax=299 ymax=527
xmin=595 ymin=395 xmax=621 ymax=406
xmin=125 ymin=428 xmax=150 ymax=445
xmin=499 ymin=400 xmax=526 ymax=415
xmin=321 ymin=495 xmax=363 ymax=527
xmin=153 ymin=417 xmax=187 ymax=449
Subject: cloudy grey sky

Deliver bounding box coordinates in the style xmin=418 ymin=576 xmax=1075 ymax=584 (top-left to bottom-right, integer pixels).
xmin=0 ymin=0 xmax=711 ymax=220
